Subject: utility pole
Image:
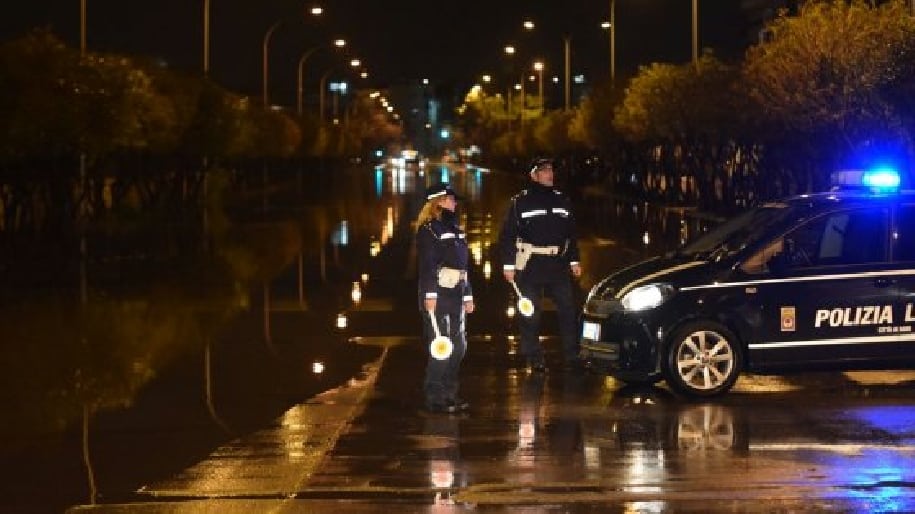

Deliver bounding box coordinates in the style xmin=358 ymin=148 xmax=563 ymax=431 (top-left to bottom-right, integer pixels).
xmin=563 ymin=36 xmax=571 ymax=111
xmin=610 ymin=0 xmax=616 ymax=84
xmin=692 ymin=0 xmax=698 ymax=67
xmin=203 ymin=0 xmax=210 ymax=75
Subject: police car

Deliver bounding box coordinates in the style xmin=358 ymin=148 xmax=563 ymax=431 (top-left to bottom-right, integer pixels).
xmin=580 ymin=168 xmax=915 ymax=397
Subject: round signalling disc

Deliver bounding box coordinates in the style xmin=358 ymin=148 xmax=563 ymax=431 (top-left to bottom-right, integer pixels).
xmin=430 ymin=336 xmax=454 ymax=360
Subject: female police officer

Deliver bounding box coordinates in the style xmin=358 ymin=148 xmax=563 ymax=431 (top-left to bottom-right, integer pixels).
xmin=415 ymin=182 xmax=474 ymax=413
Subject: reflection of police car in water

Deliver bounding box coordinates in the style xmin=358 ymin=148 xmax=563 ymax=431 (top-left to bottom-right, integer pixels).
xmin=582 ymin=387 xmax=747 ymax=454
xmin=581 ymin=168 xmax=915 ymax=397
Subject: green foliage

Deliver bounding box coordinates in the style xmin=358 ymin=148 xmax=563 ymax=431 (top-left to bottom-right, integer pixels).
xmin=0 ymin=30 xmax=85 ymax=158
xmin=568 ymin=84 xmax=623 ymax=149
xmin=745 ymin=0 xmax=915 ymax=138
xmin=0 ymin=30 xmax=182 ymax=161
xmin=614 ymin=53 xmax=741 ymax=142
xmin=532 ymin=110 xmax=576 ymax=154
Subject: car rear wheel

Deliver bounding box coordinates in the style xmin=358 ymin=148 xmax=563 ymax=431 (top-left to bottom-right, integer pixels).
xmin=663 ymin=321 xmax=741 ymax=397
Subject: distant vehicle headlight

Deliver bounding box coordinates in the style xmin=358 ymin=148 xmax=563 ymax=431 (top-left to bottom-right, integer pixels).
xmin=620 ymin=283 xmax=675 ymax=312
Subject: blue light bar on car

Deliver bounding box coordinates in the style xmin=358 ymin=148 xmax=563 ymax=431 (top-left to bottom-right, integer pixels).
xmin=861 ymin=167 xmax=901 ymax=190
xmin=830 ymin=167 xmax=901 ymax=193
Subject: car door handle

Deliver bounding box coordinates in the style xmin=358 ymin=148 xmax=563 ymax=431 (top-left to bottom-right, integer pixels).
xmin=874 ymin=278 xmax=897 ymax=288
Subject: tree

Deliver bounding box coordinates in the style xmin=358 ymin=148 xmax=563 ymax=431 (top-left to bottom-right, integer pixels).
xmin=744 ymin=0 xmax=915 ymax=182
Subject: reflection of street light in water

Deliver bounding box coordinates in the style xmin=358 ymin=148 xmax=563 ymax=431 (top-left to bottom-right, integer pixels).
xmin=351 ymin=281 xmax=362 ymax=304
xmin=483 ymin=261 xmax=492 ymax=280
xmin=518 ymin=418 xmax=536 ymax=448
xmin=429 ymin=459 xmax=455 ymax=488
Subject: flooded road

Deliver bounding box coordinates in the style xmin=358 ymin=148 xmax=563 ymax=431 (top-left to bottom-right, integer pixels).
xmin=4 ymin=160 xmax=915 ymax=512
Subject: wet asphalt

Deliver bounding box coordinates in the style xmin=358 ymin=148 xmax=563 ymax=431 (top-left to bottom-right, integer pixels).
xmin=6 ymin=162 xmax=915 ymax=513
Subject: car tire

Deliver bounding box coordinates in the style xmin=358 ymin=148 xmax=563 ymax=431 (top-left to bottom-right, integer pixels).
xmin=663 ymin=321 xmax=742 ymax=397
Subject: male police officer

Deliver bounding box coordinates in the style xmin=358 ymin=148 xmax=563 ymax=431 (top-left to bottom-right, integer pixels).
xmin=498 ymin=158 xmax=582 ymax=372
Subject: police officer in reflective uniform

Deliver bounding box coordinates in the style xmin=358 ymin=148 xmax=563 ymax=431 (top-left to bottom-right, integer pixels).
xmin=498 ymin=158 xmax=582 ymax=372
xmin=415 ymin=182 xmax=475 ymax=413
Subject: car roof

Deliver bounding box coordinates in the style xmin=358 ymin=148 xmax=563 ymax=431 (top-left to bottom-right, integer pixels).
xmin=773 ymin=189 xmax=915 ymax=211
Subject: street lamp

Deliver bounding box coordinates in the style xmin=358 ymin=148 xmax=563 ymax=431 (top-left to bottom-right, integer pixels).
xmin=203 ymin=0 xmax=210 ymax=73
xmin=297 ymin=38 xmax=346 ymax=116
xmin=80 ymin=0 xmax=87 ymax=56
xmin=522 ymin=19 xmax=572 ymax=111
xmin=602 ymin=0 xmax=615 ymax=84
xmin=319 ymin=58 xmax=362 ymax=123
xmin=503 ymin=45 xmax=516 ymax=126
xmin=533 ymin=61 xmax=544 ymax=113
xmin=692 ymin=0 xmax=698 ymax=66
xmin=263 ymin=5 xmax=323 ymax=108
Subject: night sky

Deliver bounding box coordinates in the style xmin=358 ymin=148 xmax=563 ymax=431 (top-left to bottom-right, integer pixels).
xmin=2 ymin=1 xmax=748 ymax=108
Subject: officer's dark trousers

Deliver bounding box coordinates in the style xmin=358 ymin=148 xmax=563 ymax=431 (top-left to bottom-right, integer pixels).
xmin=517 ymin=272 xmax=578 ymax=364
xmin=422 ymin=293 xmax=467 ymax=406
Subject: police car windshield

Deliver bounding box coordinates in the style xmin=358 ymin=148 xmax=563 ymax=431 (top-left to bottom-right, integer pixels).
xmin=678 ymin=204 xmax=792 ymax=260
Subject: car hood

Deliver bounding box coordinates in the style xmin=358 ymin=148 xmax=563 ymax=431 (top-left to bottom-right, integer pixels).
xmin=585 ymin=256 xmax=720 ymax=315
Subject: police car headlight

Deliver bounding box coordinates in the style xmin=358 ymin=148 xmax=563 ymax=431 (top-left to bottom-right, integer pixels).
xmin=620 ymin=283 xmax=675 ymax=312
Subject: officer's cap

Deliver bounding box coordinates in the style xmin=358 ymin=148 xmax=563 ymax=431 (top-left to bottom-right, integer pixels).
xmin=528 ymin=157 xmax=554 ymax=175
xmin=425 ymin=182 xmax=461 ymax=201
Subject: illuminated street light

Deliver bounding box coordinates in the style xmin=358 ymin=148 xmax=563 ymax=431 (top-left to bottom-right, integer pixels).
xmin=522 ymin=18 xmax=575 ymax=110
xmin=264 ymin=5 xmax=323 ymax=108
xmin=533 ymin=61 xmax=544 ymax=113
xmin=297 ymin=38 xmax=346 ymax=116
xmin=602 ymin=1 xmax=616 ymax=83
xmin=319 ymin=58 xmax=362 ymax=122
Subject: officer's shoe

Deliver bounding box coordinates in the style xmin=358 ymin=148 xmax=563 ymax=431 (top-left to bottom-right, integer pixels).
xmin=447 ymin=398 xmax=470 ymax=411
xmin=424 ymin=402 xmax=458 ymax=414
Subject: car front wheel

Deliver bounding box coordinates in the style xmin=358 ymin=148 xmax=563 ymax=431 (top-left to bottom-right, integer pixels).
xmin=663 ymin=321 xmax=742 ymax=397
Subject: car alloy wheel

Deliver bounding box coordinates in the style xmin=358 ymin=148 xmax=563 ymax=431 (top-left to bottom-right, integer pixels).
xmin=665 ymin=321 xmax=741 ymax=397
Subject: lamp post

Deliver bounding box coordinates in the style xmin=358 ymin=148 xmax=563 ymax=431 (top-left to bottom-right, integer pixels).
xmin=319 ymin=58 xmax=361 ymax=123
xmin=262 ymin=20 xmax=284 ymax=108
xmin=503 ymin=45 xmax=516 ymax=127
xmin=203 ymin=0 xmax=210 ymax=74
xmin=297 ymin=38 xmax=346 ymax=116
xmin=533 ymin=61 xmax=544 ymax=114
xmin=692 ymin=0 xmax=698 ymax=67
xmin=80 ymin=0 xmax=87 ymax=56
xmin=611 ymin=0 xmax=615 ymax=82
xmin=523 ymin=20 xmax=572 ymax=111
xmin=263 ymin=6 xmax=323 ymax=109
xmin=563 ymin=36 xmax=570 ymax=111
xmin=602 ymin=0 xmax=615 ymax=84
